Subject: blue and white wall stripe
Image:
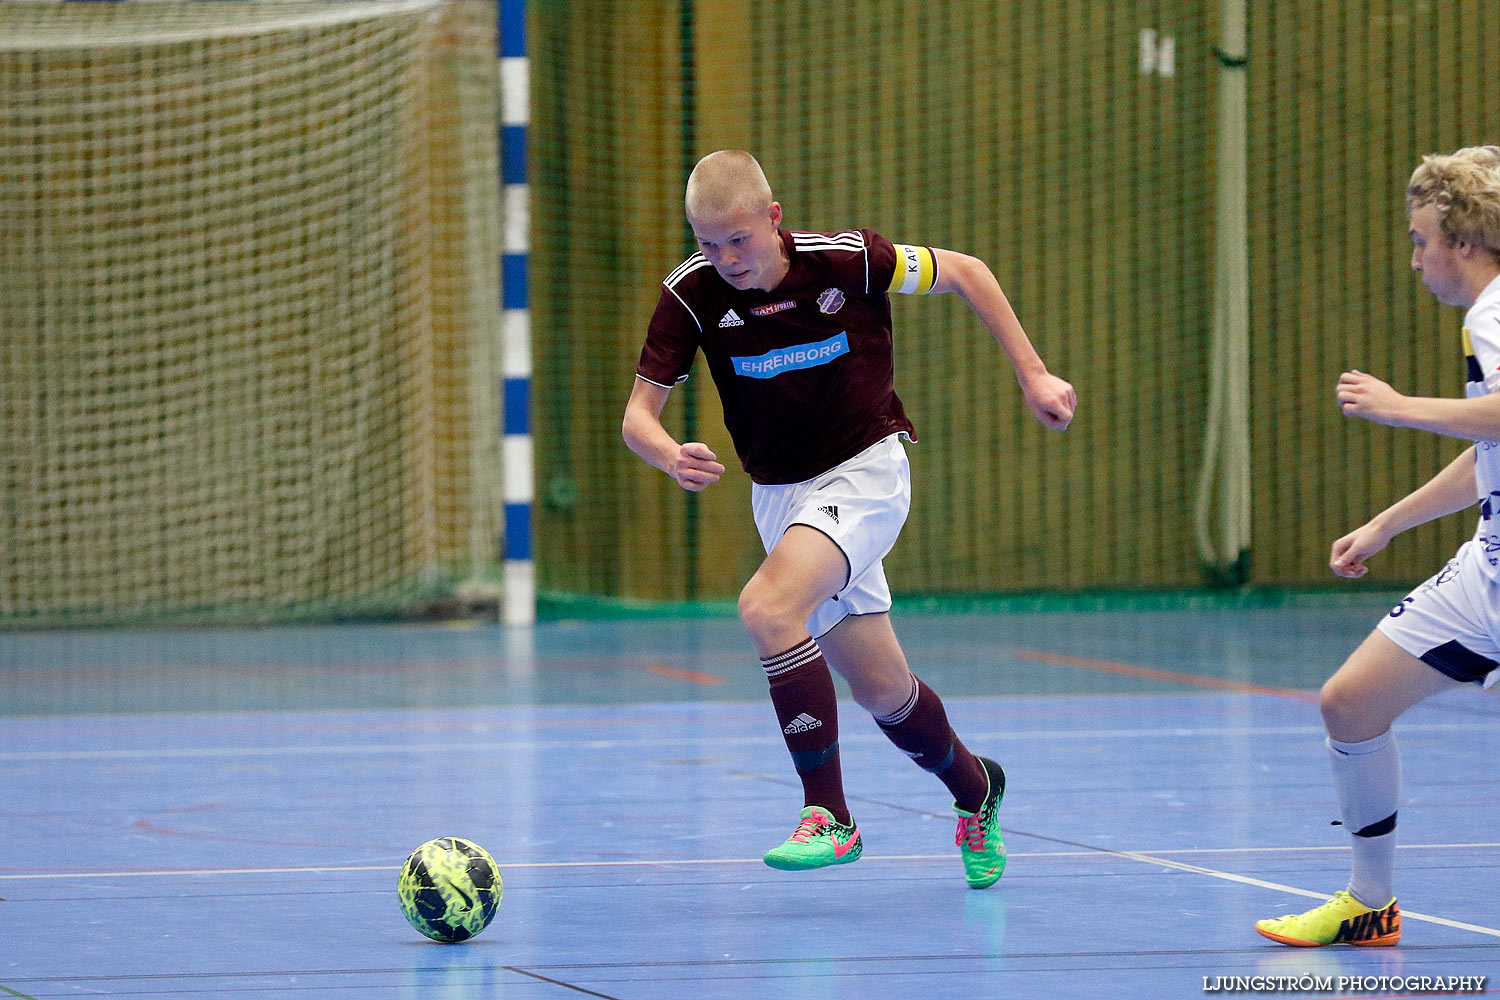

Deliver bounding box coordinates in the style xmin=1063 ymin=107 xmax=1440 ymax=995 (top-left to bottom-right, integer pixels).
xmin=499 ymin=0 xmax=534 ymax=625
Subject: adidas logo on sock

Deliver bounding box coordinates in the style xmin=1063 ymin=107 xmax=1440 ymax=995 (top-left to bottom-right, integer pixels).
xmin=783 ymin=713 xmax=822 ymax=734
xmin=719 ymin=309 xmax=744 ymax=328
xmin=818 ymin=505 xmax=839 ymax=523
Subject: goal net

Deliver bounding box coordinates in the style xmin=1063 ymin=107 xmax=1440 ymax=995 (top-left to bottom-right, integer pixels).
xmin=0 ymin=1 xmax=503 ymax=626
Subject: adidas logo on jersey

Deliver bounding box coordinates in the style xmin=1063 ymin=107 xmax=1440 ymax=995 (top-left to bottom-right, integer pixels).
xmin=719 ymin=309 xmax=744 ymax=328
xmin=818 ymin=505 xmax=839 ymax=523
xmin=783 ymin=713 xmax=822 ymax=734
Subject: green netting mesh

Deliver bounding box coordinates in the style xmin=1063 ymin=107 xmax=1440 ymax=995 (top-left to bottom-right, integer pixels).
xmin=3 ymin=2 xmax=1495 ymax=624
xmin=0 ymin=2 xmax=502 ymax=626
xmin=533 ymin=0 xmax=1495 ymax=605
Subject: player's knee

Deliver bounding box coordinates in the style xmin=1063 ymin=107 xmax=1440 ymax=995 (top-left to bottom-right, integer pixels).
xmin=737 ymin=577 xmax=790 ymax=635
xmin=1319 ymin=673 xmax=1378 ymax=741
xmin=854 ymin=671 xmax=913 ymax=718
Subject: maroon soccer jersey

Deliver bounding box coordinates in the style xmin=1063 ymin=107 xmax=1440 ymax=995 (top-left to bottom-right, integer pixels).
xmin=637 ymin=228 xmax=927 ymax=485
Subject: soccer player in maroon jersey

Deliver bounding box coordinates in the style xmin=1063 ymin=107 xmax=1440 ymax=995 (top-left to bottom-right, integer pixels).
xmin=622 ymin=150 xmax=1076 ymax=886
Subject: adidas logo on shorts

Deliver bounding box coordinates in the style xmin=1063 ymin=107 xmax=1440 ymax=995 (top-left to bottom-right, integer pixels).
xmin=719 ymin=309 xmax=744 ymax=328
xmin=783 ymin=713 xmax=822 ymax=734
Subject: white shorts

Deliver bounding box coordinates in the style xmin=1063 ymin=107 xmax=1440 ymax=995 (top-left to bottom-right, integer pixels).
xmin=750 ymin=433 xmax=912 ymax=638
xmin=1377 ymin=539 xmax=1500 ymax=687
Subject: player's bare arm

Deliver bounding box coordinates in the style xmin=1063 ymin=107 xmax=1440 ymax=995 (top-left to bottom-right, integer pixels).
xmin=622 ymin=377 xmax=725 ymax=492
xmin=1338 ymin=369 xmax=1500 ymax=439
xmin=929 ymin=247 xmax=1077 ymax=430
xmin=1330 ymin=446 xmax=1478 ymax=578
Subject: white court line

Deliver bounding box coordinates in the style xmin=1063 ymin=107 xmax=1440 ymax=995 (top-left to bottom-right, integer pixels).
xmin=5 ymin=840 xmax=1500 ymax=880
xmin=13 ymin=848 xmax=1499 ymax=939
xmin=6 ymin=720 xmax=1500 ymax=762
xmin=1108 ymin=848 xmax=1500 ymax=939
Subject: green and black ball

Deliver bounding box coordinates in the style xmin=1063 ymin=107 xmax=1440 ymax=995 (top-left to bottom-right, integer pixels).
xmin=397 ymin=837 xmax=502 ymax=943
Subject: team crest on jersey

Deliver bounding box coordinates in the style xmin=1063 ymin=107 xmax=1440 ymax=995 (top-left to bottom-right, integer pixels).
xmin=750 ymin=300 xmax=796 ymax=317
xmin=817 ymin=288 xmax=845 ymax=315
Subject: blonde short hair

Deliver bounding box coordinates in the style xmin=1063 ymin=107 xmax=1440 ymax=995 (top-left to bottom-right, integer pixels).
xmin=1406 ymin=145 xmax=1500 ymax=258
xmin=684 ymin=150 xmax=773 ymax=222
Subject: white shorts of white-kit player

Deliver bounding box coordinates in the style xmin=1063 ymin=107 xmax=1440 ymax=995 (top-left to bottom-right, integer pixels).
xmin=1377 ymin=538 xmax=1500 ymax=688
xmin=750 ymin=432 xmax=912 ymax=639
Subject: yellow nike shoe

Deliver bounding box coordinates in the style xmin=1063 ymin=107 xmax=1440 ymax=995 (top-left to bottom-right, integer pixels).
xmin=1256 ymin=891 xmax=1401 ymax=947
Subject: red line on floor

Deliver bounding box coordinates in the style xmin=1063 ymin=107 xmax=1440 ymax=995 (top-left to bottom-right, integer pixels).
xmin=130 ymin=819 xmax=391 ymax=852
xmin=1014 ymin=649 xmax=1319 ymax=703
xmin=647 ymin=663 xmax=725 ymax=685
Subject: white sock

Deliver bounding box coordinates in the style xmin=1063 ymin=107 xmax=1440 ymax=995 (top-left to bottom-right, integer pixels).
xmin=1328 ymin=731 xmax=1400 ymax=908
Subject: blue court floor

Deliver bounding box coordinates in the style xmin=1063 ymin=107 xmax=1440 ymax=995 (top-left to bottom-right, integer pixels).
xmin=4 ymin=602 xmax=1500 ymax=998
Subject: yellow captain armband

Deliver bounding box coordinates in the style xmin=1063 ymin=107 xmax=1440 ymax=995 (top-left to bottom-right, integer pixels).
xmin=888 ymin=243 xmax=938 ymax=295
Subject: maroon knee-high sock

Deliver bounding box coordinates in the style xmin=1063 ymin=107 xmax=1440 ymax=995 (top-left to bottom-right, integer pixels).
xmin=874 ymin=675 xmax=988 ymax=812
xmin=761 ymin=637 xmax=850 ymax=825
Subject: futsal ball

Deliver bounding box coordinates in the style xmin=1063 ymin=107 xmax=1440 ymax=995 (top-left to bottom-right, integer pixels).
xmin=397 ymin=837 xmax=502 ymax=943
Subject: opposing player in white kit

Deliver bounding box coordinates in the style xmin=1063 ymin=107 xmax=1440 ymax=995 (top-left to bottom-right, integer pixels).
xmin=1257 ymin=146 xmax=1500 ymax=946
xmin=622 ymin=150 xmax=1075 ymax=887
